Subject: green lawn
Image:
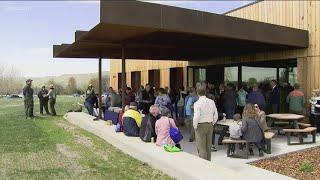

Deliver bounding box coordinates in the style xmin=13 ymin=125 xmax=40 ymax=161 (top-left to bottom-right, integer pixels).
xmin=0 ymin=96 xmax=172 ymax=180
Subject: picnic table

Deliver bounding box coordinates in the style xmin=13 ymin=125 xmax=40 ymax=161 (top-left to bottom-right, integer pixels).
xmin=266 ymin=113 xmax=305 ymax=135
xmin=218 ymin=119 xmax=275 ymax=154
xmin=216 ymin=119 xmax=241 ymax=126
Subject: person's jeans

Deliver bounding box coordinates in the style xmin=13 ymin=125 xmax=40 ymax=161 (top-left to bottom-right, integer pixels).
xmin=212 ymin=124 xmax=228 ymax=145
xmin=186 ymin=115 xmax=195 ymax=140
xmin=85 ymin=102 xmax=94 ymax=115
xmin=225 ymin=108 xmax=235 ymax=119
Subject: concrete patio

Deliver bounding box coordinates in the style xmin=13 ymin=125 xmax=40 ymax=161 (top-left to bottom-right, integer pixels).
xmin=63 ymin=112 xmax=320 ymax=180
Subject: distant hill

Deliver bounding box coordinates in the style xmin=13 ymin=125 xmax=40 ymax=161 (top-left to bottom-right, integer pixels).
xmin=27 ymin=71 xmax=109 ymax=90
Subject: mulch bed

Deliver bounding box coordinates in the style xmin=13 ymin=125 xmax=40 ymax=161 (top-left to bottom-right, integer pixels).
xmin=250 ymin=146 xmax=320 ymax=180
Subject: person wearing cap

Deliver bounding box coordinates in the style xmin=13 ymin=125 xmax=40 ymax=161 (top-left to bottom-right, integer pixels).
xmin=84 ymin=84 xmax=96 ymax=116
xmin=37 ymin=85 xmax=50 ymax=115
xmin=123 ymin=102 xmax=142 ymax=137
xmin=23 ymin=79 xmax=34 ymax=118
xmin=46 ymin=84 xmax=57 ymax=116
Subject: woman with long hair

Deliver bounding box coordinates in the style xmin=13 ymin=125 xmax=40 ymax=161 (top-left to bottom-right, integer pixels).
xmin=242 ymin=103 xmax=265 ymax=157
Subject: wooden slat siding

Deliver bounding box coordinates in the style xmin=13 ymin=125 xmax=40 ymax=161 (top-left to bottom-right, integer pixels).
xmin=160 ymin=69 xmax=169 ymax=88
xmin=109 ymin=1 xmax=319 ymax=100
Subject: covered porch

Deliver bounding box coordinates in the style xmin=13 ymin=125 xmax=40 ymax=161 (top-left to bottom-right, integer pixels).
xmin=53 ymin=1 xmax=308 ymax=117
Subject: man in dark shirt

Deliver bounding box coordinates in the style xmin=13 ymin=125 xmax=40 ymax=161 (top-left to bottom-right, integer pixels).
xmin=270 ymin=79 xmax=280 ymax=113
xmin=37 ymin=85 xmax=50 ymax=115
xmin=23 ymin=79 xmax=34 ymax=118
xmin=140 ymin=84 xmax=155 ymax=114
xmin=85 ymin=84 xmax=96 ymax=116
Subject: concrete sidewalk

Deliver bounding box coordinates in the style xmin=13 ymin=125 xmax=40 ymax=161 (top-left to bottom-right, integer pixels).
xmin=65 ymin=112 xmax=294 ymax=180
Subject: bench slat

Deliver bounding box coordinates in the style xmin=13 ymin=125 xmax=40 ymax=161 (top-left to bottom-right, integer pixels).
xmin=283 ymin=127 xmax=317 ymax=133
xmin=222 ymin=139 xmax=248 ymax=144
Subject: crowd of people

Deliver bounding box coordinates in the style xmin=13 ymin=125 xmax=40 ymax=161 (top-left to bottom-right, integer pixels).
xmin=23 ymin=79 xmax=57 ymax=118
xmin=82 ymin=79 xmax=320 ymax=161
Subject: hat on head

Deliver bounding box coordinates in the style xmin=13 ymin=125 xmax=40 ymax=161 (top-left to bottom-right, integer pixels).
xmin=88 ymin=84 xmax=93 ymax=87
xmin=129 ymin=102 xmax=138 ymax=109
xmin=26 ymin=79 xmax=33 ymax=83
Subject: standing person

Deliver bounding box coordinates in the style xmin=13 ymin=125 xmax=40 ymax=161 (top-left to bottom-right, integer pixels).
xmin=222 ymin=84 xmax=237 ymax=119
xmin=207 ymin=82 xmax=217 ymax=101
xmin=140 ymin=84 xmax=155 ymax=114
xmin=84 ymin=84 xmax=96 ymax=116
xmin=37 ymin=85 xmax=50 ymax=115
xmin=286 ymin=83 xmax=306 ymax=115
xmin=185 ymin=87 xmax=198 ymax=142
xmin=246 ymin=84 xmax=266 ymax=110
xmin=47 ymin=84 xmax=57 ymax=116
xmin=286 ymin=83 xmax=306 ymax=129
xmin=155 ymin=88 xmax=171 ymax=114
xmin=193 ymin=86 xmax=218 ymax=161
xmin=217 ymin=83 xmax=225 ymax=112
xmin=23 ymin=79 xmax=34 ymax=118
xmin=236 ymin=85 xmax=247 ymax=115
xmin=270 ymin=80 xmax=280 ymax=113
xmin=125 ymin=87 xmax=135 ymax=106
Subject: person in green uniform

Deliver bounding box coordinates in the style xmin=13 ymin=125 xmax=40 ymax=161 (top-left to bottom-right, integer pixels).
xmin=23 ymin=79 xmax=34 ymax=118
xmin=47 ymin=84 xmax=57 ymax=116
xmin=37 ymin=85 xmax=50 ymax=115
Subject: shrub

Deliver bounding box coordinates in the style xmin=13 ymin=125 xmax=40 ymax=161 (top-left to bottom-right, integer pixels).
xmin=299 ymin=161 xmax=313 ymax=173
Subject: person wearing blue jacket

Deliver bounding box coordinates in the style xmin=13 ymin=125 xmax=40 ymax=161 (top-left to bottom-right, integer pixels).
xmin=184 ymin=87 xmax=198 ymax=142
xmin=246 ymin=84 xmax=266 ymax=110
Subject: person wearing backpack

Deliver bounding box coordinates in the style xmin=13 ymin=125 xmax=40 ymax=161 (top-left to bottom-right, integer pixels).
xmin=155 ymin=108 xmax=181 ymax=149
xmin=139 ymin=105 xmax=161 ymax=142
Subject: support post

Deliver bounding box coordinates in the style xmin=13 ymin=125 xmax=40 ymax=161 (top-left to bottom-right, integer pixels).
xmin=98 ymin=57 xmax=102 ymax=119
xmin=121 ymin=45 xmax=126 ymax=110
xmin=238 ymin=65 xmax=242 ymax=84
xmin=276 ymin=67 xmax=279 ymax=82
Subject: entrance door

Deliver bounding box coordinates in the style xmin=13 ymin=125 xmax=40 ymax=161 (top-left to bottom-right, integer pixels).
xmin=170 ymin=67 xmax=184 ymax=91
xmin=131 ymin=71 xmax=141 ymax=93
xmin=206 ymin=66 xmax=224 ymax=86
xmin=148 ymin=69 xmax=160 ymax=89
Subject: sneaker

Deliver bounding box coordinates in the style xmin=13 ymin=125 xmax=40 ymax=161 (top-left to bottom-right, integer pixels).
xmin=211 ymin=146 xmax=217 ymax=152
xmin=93 ymin=117 xmax=99 ymax=121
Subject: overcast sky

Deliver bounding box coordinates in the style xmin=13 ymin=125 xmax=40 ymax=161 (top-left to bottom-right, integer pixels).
xmin=0 ymin=1 xmax=253 ymax=77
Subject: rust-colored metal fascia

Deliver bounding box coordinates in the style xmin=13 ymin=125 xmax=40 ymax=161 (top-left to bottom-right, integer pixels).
xmin=100 ymin=0 xmax=308 ymax=48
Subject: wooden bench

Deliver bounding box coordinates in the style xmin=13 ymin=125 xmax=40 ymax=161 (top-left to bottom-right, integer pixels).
xmin=298 ymin=123 xmax=311 ymax=128
xmin=283 ymin=127 xmax=317 ymax=145
xmin=264 ymin=132 xmax=275 ymax=154
xmin=222 ymin=139 xmax=249 ymax=159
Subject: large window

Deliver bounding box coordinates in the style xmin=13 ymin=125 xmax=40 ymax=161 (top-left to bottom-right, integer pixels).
xmin=194 ymin=68 xmax=206 ymax=83
xmin=279 ymin=67 xmax=297 ymax=85
xmin=224 ymin=67 xmax=238 ymax=84
xmin=242 ymin=66 xmax=277 ymax=86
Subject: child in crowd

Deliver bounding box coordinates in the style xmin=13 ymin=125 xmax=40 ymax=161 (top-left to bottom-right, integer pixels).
xmin=229 ymin=113 xmax=242 ymax=155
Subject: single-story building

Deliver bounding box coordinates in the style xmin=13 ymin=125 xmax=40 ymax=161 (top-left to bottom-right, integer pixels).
xmin=53 ymin=0 xmax=319 ymax=113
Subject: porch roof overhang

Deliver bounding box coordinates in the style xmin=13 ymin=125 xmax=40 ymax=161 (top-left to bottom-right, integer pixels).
xmin=53 ymin=1 xmax=309 ymax=60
